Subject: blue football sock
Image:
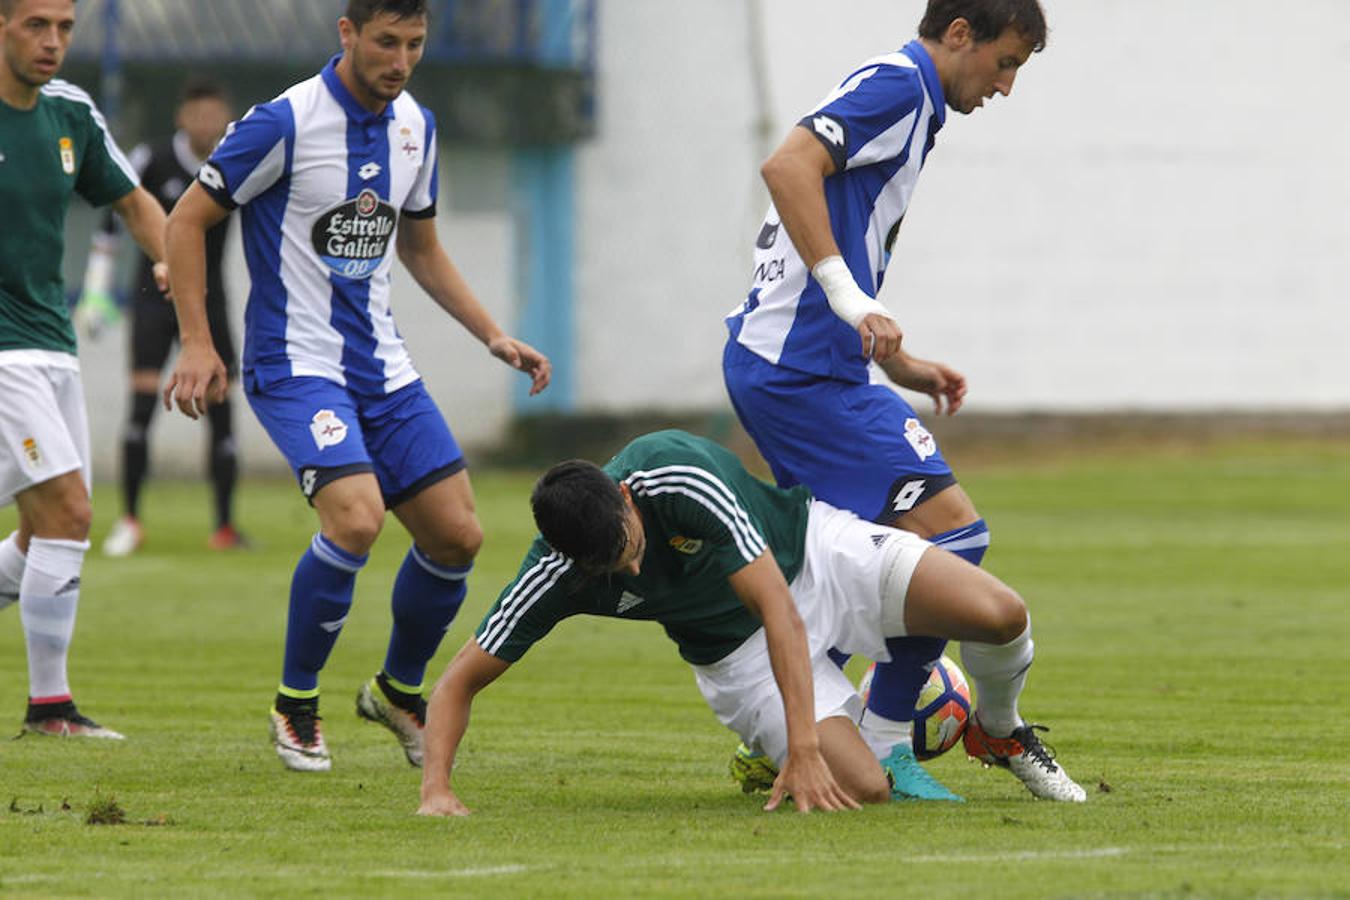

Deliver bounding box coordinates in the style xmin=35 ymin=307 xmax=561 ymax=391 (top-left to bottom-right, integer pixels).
xmin=382 ymin=545 xmax=470 ymax=689
xmin=928 ymin=518 xmax=990 ymax=567
xmin=280 ymin=533 xmax=367 ymax=696
xmin=865 ymin=519 xmax=991 ymax=723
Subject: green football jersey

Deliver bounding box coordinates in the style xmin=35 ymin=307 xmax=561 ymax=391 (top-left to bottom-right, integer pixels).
xmin=475 ymin=430 xmax=813 ymax=666
xmin=0 ymin=80 xmax=137 ymax=355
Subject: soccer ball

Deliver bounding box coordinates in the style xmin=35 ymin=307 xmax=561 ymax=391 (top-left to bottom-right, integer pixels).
xmin=858 ymin=654 xmax=972 ymax=760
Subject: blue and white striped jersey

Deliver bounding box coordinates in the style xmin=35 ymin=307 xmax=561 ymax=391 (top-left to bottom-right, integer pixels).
xmin=198 ymin=57 xmax=438 ymax=396
xmin=727 ymin=40 xmax=946 ymax=384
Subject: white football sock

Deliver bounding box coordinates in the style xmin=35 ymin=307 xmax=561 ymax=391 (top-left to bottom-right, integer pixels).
xmin=0 ymin=531 xmax=25 ymax=612
xmin=858 ymin=710 xmax=913 ymax=760
xmin=959 ymin=620 xmax=1034 ymax=738
xmin=19 ymin=538 xmax=89 ymax=701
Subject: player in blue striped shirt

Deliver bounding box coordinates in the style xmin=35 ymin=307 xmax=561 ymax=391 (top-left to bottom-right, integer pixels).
xmin=163 ymin=0 xmax=550 ymax=773
xmin=724 ymin=0 xmax=1082 ymax=802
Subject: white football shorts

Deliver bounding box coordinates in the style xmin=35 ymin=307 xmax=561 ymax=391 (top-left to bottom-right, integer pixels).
xmin=692 ymin=500 xmax=932 ymax=765
xmin=0 ymin=354 xmax=91 ymax=508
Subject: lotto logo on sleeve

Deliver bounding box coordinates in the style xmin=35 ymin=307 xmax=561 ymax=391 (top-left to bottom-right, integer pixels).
xmin=198 ymin=162 xmax=226 ymax=192
xmin=309 ymin=410 xmax=349 ymax=450
xmin=811 ymin=115 xmax=846 ymax=148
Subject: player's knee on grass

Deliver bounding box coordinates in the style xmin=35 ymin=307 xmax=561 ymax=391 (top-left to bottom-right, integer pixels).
xmin=847 ymin=766 xmax=891 ymax=806
xmin=818 ymin=716 xmax=890 ymax=805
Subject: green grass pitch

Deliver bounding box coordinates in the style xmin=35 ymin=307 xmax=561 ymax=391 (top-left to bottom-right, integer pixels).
xmin=1 ymin=438 xmax=1347 ymax=897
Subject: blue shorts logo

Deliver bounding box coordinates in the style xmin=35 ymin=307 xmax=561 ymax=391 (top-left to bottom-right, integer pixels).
xmin=312 ymin=188 xmax=395 ymax=280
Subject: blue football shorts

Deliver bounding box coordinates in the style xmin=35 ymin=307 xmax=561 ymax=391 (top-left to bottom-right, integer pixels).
xmin=723 ymin=339 xmax=956 ymax=524
xmin=245 ymin=375 xmax=465 ymax=507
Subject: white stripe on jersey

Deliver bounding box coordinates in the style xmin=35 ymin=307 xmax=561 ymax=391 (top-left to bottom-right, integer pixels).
xmin=277 ymin=79 xmax=354 ymax=387
xmin=627 ymin=466 xmax=768 ymax=563
xmin=863 ymin=100 xmax=936 ymax=287
xmin=233 ymin=137 xmax=286 ymax=207
xmin=478 ymin=551 xmax=573 ymax=656
xmin=40 ymin=80 xmax=138 ymax=184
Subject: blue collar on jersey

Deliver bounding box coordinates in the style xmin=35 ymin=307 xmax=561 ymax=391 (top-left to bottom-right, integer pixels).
xmin=902 ymin=40 xmax=947 ymax=130
xmin=320 ymin=54 xmax=397 ymax=124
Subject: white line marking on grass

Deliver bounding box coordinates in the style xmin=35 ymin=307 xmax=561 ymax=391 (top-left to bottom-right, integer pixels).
xmin=907 ymin=848 xmax=1129 ymax=864
xmin=370 ymin=865 xmax=530 ymax=879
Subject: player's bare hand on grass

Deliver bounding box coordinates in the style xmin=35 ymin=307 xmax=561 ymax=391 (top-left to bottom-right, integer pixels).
xmin=859 ymin=313 xmax=903 ymax=362
xmin=164 ymin=341 xmax=228 ymax=419
xmin=417 ymin=789 xmax=471 ymax=817
xmin=490 ymin=336 xmax=552 ymax=396
xmin=764 ymin=751 xmax=861 ymax=813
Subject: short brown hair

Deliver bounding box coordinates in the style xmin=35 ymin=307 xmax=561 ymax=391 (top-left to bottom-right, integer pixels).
xmin=919 ymin=0 xmax=1047 ymax=52
xmin=344 ymin=0 xmax=426 ymax=29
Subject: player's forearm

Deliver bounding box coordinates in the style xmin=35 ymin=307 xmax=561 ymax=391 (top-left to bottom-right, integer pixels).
xmin=421 ymin=641 xmax=507 ymax=797
xmin=762 ymin=605 xmax=822 ymax=757
xmin=164 ymin=217 xmax=213 ymax=343
xmin=114 ymin=187 xmax=168 ymax=264
xmin=761 ymin=153 xmax=841 ymax=271
xmin=401 ymin=244 xmax=507 ymax=347
xmin=421 ymin=676 xmax=472 ymax=797
xmin=877 ymin=350 xmax=920 ymax=385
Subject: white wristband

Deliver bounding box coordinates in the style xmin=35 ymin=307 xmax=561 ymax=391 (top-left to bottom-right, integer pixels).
xmin=811 ymin=255 xmax=894 ymax=328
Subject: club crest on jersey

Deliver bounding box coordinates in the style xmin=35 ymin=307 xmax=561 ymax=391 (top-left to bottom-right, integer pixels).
xmin=399 ymin=127 xmax=419 ymax=161
xmin=22 ymin=437 xmax=40 ymax=466
xmin=668 ymin=536 xmax=704 ymax=555
xmin=311 ymin=188 xmax=395 ymax=280
xmin=903 ymin=418 xmax=937 ymax=461
xmin=59 ymin=137 xmax=75 ymax=174
xmin=309 ymin=409 xmax=349 ymax=450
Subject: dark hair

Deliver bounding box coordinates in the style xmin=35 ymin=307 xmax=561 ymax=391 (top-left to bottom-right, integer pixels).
xmin=531 ymin=460 xmax=628 ymax=574
xmin=178 ymin=78 xmax=229 ymax=107
xmin=918 ymin=0 xmax=1047 ymax=52
xmin=344 ymin=0 xmax=428 ymax=29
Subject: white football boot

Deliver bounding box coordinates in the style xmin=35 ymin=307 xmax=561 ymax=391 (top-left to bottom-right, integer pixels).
xmin=964 ymin=717 xmax=1087 ymax=802
xmin=269 ymin=704 xmax=331 ymax=772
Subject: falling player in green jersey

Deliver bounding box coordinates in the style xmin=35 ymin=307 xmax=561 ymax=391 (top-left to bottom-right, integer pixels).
xmin=0 ymin=0 xmax=170 ymax=737
xmin=417 ymin=431 xmax=1084 ymax=816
